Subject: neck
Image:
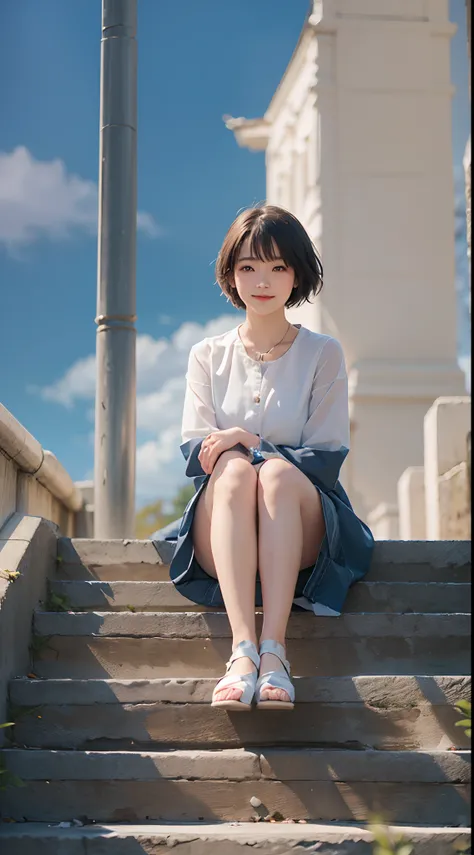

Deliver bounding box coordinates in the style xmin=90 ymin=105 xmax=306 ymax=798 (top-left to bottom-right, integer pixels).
xmin=241 ymin=309 xmax=290 ymax=350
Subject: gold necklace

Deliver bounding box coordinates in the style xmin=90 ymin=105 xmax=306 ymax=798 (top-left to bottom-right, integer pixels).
xmin=240 ymin=321 xmax=292 ymax=362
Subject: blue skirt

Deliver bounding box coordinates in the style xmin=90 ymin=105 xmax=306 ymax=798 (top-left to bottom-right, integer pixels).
xmin=151 ymin=456 xmax=374 ymax=616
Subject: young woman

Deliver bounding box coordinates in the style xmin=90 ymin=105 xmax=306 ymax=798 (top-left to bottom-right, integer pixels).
xmin=152 ymin=205 xmax=374 ymax=711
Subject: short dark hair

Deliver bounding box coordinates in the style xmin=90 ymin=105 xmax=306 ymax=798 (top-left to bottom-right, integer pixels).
xmin=215 ymin=204 xmax=323 ymax=310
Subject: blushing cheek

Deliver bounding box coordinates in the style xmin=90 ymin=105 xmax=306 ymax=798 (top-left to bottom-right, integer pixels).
xmin=279 ymin=275 xmax=295 ymax=300
xmin=236 ymin=277 xmax=254 ymax=302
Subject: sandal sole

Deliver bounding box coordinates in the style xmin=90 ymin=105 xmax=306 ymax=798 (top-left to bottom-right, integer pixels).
xmin=211 ymin=700 xmax=252 ymax=711
xmin=256 ymin=701 xmax=295 ymax=710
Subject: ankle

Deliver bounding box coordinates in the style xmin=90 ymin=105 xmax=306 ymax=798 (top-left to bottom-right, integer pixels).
xmin=259 ymin=636 xmax=286 ymax=649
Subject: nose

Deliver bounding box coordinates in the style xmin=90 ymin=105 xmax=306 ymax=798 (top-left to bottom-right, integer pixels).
xmin=255 ymin=279 xmax=270 ymax=289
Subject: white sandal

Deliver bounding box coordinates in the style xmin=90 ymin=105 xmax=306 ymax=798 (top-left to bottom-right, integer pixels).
xmin=255 ymin=640 xmax=295 ymax=710
xmin=211 ymin=640 xmax=260 ymax=711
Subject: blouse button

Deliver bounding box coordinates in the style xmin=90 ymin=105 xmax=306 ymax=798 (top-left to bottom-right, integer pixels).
xmin=254 ymin=394 xmax=261 ymax=404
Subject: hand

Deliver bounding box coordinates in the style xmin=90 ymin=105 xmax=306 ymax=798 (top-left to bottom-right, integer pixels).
xmin=198 ymin=428 xmax=259 ymax=475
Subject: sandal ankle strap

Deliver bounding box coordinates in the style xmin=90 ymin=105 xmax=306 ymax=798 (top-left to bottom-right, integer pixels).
xmin=226 ymin=640 xmax=260 ymax=672
xmin=259 ymin=639 xmax=291 ymax=676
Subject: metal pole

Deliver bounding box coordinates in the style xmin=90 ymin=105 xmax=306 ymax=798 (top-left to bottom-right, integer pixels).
xmin=94 ymin=0 xmax=137 ymax=537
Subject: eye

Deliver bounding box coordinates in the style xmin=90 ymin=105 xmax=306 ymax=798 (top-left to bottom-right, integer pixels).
xmin=273 ymin=265 xmax=287 ymax=272
xmin=239 ymin=265 xmax=254 ymax=272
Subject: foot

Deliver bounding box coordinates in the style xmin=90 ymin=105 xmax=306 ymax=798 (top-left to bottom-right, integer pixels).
xmin=258 ymin=652 xmax=291 ymax=703
xmin=213 ymin=656 xmax=258 ymax=703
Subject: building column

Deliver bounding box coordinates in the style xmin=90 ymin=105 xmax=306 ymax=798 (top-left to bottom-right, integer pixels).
xmin=288 ymin=0 xmax=467 ymax=520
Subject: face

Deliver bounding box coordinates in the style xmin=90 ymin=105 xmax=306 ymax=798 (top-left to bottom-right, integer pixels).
xmin=232 ymin=238 xmax=295 ymax=313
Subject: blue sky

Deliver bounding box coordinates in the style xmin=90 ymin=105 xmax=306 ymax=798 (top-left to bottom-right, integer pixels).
xmin=0 ymin=0 xmax=470 ymax=507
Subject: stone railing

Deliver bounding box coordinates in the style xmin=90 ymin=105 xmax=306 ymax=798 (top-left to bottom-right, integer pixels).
xmin=398 ymin=396 xmax=471 ymax=540
xmin=0 ymin=402 xmax=89 ymax=536
xmin=0 ymin=404 xmax=94 ymax=739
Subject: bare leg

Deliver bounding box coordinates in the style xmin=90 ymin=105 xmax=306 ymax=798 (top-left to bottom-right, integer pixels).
xmin=192 ymin=449 xmax=258 ymax=702
xmin=257 ymin=459 xmax=325 ymax=702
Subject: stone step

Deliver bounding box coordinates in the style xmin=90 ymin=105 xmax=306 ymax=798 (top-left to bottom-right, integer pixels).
xmin=57 ymin=539 xmax=172 ymax=582
xmin=11 ymin=675 xmax=469 ymax=706
xmin=48 ymin=579 xmax=472 ymax=614
xmin=0 ymin=749 xmax=470 ymax=825
xmin=30 ymin=611 xmax=471 ymax=678
xmin=56 ymin=537 xmax=472 ymax=583
xmin=33 ymin=610 xmax=471 ymax=638
xmin=0 ymin=823 xmax=471 ymax=855
xmin=8 ymin=676 xmax=471 ymax=751
xmin=30 ymin=635 xmax=470 ymax=681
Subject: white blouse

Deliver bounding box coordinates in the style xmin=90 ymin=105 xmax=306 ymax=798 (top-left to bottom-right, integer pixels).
xmin=181 ymin=323 xmax=350 ymax=618
xmin=181 ymin=324 xmax=350 ymax=454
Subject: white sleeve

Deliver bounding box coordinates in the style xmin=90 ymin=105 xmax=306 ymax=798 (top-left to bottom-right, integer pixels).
xmin=181 ymin=343 xmax=218 ymax=442
xmin=301 ymin=338 xmax=350 ymax=451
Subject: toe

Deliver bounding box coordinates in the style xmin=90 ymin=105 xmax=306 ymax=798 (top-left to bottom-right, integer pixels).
xmin=260 ymin=686 xmax=290 ymax=703
xmin=227 ymin=688 xmax=243 ymax=701
xmin=216 ymin=687 xmax=242 ymax=702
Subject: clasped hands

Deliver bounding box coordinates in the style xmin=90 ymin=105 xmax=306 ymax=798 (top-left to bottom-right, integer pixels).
xmin=198 ymin=427 xmax=260 ymax=475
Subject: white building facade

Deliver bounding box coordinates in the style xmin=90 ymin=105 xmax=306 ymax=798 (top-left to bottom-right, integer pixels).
xmin=227 ymin=0 xmax=467 ymax=525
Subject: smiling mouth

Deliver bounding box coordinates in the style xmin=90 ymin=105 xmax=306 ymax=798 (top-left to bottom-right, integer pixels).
xmin=253 ymin=295 xmax=274 ymax=300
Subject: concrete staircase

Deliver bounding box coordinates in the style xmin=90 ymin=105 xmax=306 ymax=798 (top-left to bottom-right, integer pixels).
xmin=0 ymin=538 xmax=471 ymax=853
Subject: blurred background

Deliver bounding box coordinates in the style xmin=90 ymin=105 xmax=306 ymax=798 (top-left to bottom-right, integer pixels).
xmin=0 ymin=0 xmax=470 ymax=539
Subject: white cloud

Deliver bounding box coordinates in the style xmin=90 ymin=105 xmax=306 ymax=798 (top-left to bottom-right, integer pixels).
xmin=136 ymin=426 xmax=185 ymax=501
xmin=136 ymin=210 xmax=162 ymax=238
xmin=137 ymin=375 xmax=185 ymax=433
xmin=36 ymin=313 xmax=240 ymax=501
xmin=0 ymin=146 xmax=160 ymax=248
xmin=38 ymin=314 xmax=239 ymax=407
xmin=33 ymin=354 xmax=97 ymax=408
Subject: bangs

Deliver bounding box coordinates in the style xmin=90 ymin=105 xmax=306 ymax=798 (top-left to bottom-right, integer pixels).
xmin=239 ymin=218 xmax=294 ymax=268
xmin=247 ymin=223 xmax=286 ymax=262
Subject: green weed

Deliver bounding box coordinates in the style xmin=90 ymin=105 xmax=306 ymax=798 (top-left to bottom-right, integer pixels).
xmin=29 ymin=634 xmax=54 ymax=656
xmin=0 ymin=569 xmax=20 ymax=582
xmin=0 ymin=755 xmax=26 ymax=792
xmin=454 ymin=700 xmax=471 ymax=739
xmin=369 ymin=817 xmax=413 ymax=855
xmin=44 ymin=592 xmax=72 ymax=612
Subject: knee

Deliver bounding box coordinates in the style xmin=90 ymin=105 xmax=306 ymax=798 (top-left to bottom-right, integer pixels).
xmin=257 ymin=459 xmax=299 ymax=499
xmin=212 ymin=454 xmax=257 ymax=501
